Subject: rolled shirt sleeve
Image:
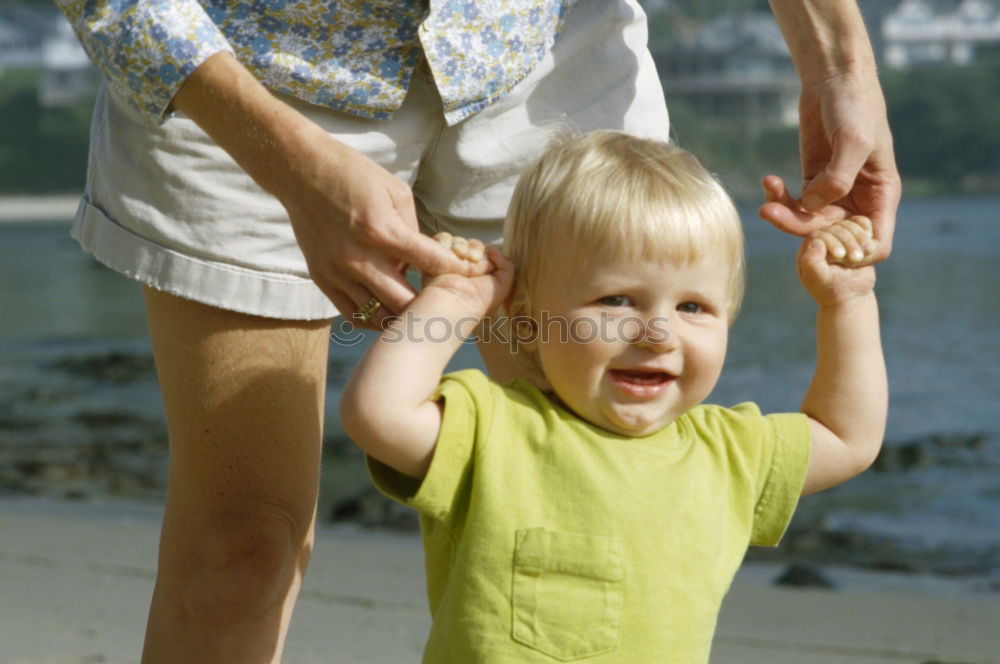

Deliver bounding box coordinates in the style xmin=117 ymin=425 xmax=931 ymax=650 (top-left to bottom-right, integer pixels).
xmin=368 ymin=370 xmax=492 ymax=527
xmin=55 ymin=0 xmax=234 ymax=123
xmin=747 ymin=409 xmax=811 ymax=547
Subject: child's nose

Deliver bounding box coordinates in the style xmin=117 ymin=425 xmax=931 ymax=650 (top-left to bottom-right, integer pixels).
xmin=633 ymin=314 xmax=676 ymax=352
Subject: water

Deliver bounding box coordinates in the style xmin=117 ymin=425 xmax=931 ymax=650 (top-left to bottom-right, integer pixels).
xmin=2 ymin=196 xmax=999 ymax=577
xmin=718 ymin=196 xmax=1000 ymax=442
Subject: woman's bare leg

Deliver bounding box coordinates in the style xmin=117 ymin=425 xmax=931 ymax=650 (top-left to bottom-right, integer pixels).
xmin=141 ymin=288 xmax=331 ymax=664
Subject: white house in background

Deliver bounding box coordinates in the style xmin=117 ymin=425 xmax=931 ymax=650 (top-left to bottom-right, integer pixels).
xmin=653 ymin=11 xmax=799 ymax=129
xmin=0 ymin=6 xmax=97 ymax=108
xmin=39 ymin=18 xmax=98 ymax=108
xmin=0 ymin=15 xmax=41 ymax=69
xmin=883 ymin=0 xmax=1000 ymax=67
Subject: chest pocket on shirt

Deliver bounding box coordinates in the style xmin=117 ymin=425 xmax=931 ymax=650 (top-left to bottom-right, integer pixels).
xmin=512 ymin=528 xmax=623 ymax=660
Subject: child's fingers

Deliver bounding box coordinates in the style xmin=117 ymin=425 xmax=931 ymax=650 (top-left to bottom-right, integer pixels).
xmin=801 ymin=236 xmax=827 ymax=261
xmin=466 ymin=238 xmax=485 ymax=263
xmin=433 ymin=232 xmax=454 ymax=249
xmin=460 ymin=245 xmax=512 ymax=308
xmin=432 ymin=232 xmax=485 ymax=263
xmin=797 ymin=236 xmax=828 ymax=280
xmin=450 ymin=235 xmax=470 ymax=260
xmin=816 ymin=216 xmax=877 ymax=265
xmin=849 ymin=215 xmax=874 ymax=237
xmin=811 ymin=228 xmax=847 ymax=262
xmin=446 ymin=235 xmax=466 ymax=257
xmin=815 ymin=223 xmax=865 ymax=264
xmin=843 ymin=216 xmax=877 ymax=258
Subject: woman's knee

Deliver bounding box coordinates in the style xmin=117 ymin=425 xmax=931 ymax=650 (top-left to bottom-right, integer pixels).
xmin=164 ymin=504 xmax=315 ymax=620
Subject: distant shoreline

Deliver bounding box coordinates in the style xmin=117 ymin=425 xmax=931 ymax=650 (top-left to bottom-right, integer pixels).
xmin=3 ymin=189 xmax=998 ymax=224
xmin=0 ymin=194 xmax=81 ymax=223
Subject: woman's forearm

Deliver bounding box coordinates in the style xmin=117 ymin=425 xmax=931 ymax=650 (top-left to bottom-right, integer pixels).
xmin=170 ymin=52 xmax=338 ymax=205
xmin=768 ymin=0 xmax=878 ymax=83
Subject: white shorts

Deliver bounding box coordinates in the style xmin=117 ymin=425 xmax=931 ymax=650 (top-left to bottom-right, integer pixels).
xmin=72 ymin=0 xmax=670 ymax=320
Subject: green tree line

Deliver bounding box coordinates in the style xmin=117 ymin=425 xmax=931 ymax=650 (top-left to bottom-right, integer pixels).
xmin=666 ymin=52 xmax=1000 ymax=198
xmin=0 ymin=69 xmax=93 ymax=194
xmin=2 ymin=55 xmax=1000 ymax=195
xmin=882 ymin=51 xmax=1000 ymax=192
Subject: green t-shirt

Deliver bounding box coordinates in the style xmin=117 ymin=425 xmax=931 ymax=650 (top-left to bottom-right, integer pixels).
xmin=370 ymin=369 xmax=810 ymax=663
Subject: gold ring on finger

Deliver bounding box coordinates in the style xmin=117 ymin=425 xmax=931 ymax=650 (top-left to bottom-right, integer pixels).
xmin=355 ymin=296 xmax=382 ymax=323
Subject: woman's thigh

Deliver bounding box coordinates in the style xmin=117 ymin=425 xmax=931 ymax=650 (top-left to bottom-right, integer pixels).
xmin=144 ymin=287 xmax=331 ymax=529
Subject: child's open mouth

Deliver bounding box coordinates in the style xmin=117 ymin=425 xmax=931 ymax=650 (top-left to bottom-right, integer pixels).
xmin=609 ymin=369 xmax=675 ymax=396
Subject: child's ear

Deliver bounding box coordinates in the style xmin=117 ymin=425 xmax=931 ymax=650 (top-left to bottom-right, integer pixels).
xmin=498 ymin=286 xmax=548 ymax=388
xmin=505 ymin=287 xmax=539 ymax=354
xmin=501 ymin=277 xmax=521 ymax=317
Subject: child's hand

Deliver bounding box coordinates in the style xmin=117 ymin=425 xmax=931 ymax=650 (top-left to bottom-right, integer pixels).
xmin=423 ymin=233 xmax=514 ymax=315
xmin=797 ymin=216 xmax=877 ymax=306
xmin=429 ymin=232 xmax=493 ymax=276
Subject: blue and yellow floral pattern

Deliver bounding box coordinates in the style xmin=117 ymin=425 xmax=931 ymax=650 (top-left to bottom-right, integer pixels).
xmin=56 ymin=1 xmax=576 ymax=125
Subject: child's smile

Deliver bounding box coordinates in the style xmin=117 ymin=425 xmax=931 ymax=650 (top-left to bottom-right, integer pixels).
xmin=525 ymin=250 xmax=733 ymax=437
xmin=609 ymin=367 xmax=676 ymax=398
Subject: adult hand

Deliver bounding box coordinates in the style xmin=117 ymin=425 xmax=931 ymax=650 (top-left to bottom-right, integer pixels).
xmin=759 ymin=70 xmax=901 ymax=265
xmin=172 ymin=53 xmax=479 ymax=329
xmin=277 ymin=132 xmax=484 ymax=329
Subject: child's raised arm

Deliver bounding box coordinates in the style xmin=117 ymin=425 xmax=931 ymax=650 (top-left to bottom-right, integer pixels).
xmin=340 ymin=235 xmax=514 ymax=479
xmin=796 ymin=216 xmax=888 ymax=495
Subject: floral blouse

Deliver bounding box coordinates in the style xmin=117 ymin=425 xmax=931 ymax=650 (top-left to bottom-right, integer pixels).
xmin=55 ymin=0 xmax=576 ymax=126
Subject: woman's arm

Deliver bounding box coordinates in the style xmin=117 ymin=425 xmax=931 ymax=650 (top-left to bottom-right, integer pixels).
xmin=763 ymin=0 xmax=901 ymax=263
xmin=169 ymin=53 xmax=475 ymax=324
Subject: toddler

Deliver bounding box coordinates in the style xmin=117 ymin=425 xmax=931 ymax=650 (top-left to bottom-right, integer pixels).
xmin=341 ymin=131 xmax=887 ymax=663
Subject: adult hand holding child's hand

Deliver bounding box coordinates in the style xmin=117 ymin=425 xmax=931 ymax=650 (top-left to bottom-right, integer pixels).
xmin=755 ymin=65 xmax=901 ymax=265
xmin=424 ymin=233 xmax=514 ymax=317
xmin=796 ymin=216 xmax=878 ymax=306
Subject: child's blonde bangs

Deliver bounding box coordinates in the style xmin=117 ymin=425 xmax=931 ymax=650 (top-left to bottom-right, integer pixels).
xmin=504 ymin=131 xmax=746 ymax=319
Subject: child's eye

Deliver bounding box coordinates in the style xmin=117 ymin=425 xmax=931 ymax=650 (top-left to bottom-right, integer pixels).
xmin=677 ymin=301 xmax=702 ymax=314
xmin=599 ymin=295 xmax=633 ymax=307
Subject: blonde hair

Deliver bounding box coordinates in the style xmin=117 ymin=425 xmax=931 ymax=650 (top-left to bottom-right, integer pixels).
xmin=503 ymin=130 xmax=745 ymax=321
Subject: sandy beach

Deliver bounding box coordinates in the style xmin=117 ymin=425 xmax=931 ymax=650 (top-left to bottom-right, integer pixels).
xmin=1 ymin=497 xmax=998 ymax=664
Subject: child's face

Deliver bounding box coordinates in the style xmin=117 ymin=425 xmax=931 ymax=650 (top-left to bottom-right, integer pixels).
xmin=526 ymin=249 xmax=731 ymax=436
